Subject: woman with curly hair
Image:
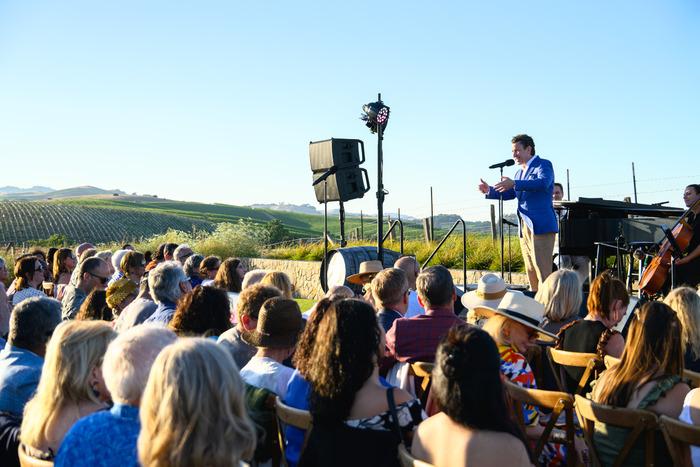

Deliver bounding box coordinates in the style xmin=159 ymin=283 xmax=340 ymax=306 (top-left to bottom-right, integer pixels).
xmin=20 ymin=320 xmax=116 ymax=460
xmin=411 ymin=326 xmax=532 ymax=466
xmin=168 ymin=286 xmax=232 ymax=338
xmin=299 ymin=299 xmax=425 ymax=467
xmin=138 ymin=338 xmax=256 ymax=467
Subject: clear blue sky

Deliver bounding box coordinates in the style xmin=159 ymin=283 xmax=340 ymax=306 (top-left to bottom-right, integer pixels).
xmin=1 ymin=1 xmax=698 ymax=221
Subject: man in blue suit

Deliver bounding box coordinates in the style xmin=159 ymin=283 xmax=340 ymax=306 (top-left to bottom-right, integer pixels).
xmin=478 ymin=134 xmax=557 ymax=291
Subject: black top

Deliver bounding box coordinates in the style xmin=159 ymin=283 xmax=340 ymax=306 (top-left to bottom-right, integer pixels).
xmin=557 ymin=320 xmax=610 ymax=392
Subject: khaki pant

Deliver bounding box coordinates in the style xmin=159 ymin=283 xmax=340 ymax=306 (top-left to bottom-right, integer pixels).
xmin=520 ymin=223 xmax=556 ymax=292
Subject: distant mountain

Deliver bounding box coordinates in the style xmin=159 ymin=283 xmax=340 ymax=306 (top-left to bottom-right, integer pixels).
xmin=248 ymin=203 xmax=320 ymax=215
xmin=0 ymin=186 xmax=126 ymax=201
xmin=0 ymin=185 xmax=53 ymax=194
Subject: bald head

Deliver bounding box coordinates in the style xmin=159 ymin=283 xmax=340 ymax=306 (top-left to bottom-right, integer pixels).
xmin=75 ymin=243 xmax=95 ymax=261
xmin=394 ymin=256 xmax=420 ymax=289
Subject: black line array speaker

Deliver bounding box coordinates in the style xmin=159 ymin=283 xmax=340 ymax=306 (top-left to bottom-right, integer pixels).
xmin=309 ymin=138 xmax=370 ymax=203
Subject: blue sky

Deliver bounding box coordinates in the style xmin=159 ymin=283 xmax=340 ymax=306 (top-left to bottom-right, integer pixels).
xmin=1 ymin=1 xmax=698 ymax=221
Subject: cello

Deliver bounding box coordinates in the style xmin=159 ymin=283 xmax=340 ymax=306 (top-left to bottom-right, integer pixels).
xmin=639 ymin=197 xmax=700 ymax=295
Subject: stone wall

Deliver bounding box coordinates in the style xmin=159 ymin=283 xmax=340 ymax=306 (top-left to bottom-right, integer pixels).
xmin=243 ymin=257 xmax=528 ymax=300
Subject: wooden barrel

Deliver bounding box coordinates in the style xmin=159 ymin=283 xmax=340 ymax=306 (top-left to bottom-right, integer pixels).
xmin=320 ymin=246 xmax=401 ymax=294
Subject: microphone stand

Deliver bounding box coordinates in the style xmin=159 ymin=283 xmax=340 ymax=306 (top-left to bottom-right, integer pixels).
xmin=313 ymin=166 xmax=338 ymax=292
xmin=499 ymin=166 xmax=505 ymax=277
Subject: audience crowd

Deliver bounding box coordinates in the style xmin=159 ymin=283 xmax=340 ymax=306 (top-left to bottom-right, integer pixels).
xmin=2 ymin=242 xmax=700 ymax=466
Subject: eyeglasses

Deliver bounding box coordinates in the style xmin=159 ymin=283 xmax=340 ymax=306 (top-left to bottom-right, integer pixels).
xmin=89 ymin=272 xmax=110 ymax=285
xmin=527 ymin=329 xmax=540 ymax=340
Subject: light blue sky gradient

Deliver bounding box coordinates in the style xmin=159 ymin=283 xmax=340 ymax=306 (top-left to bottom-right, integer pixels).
xmin=1 ymin=1 xmax=698 ymax=221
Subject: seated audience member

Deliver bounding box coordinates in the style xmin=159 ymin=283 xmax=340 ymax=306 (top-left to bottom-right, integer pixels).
xmin=52 ymin=248 xmax=76 ymax=291
xmin=214 ymin=258 xmax=247 ymax=310
xmin=105 ymin=277 xmax=138 ymax=319
xmin=261 ymin=270 xmax=294 ymax=299
xmin=394 ymin=255 xmax=425 ymax=318
xmin=138 ymin=339 xmax=256 ymax=467
xmin=242 ymin=269 xmax=268 ymax=290
xmin=61 ymin=257 xmax=111 ymax=320
xmin=217 ymin=284 xmax=282 ymax=370
xmin=75 ymin=289 xmax=112 ymax=322
xmin=29 ymin=248 xmax=50 ymax=283
xmin=372 ymin=268 xmax=410 ymax=332
xmin=55 ymin=326 xmax=178 ymax=467
xmin=556 ymin=271 xmax=629 ymax=391
xmin=346 ymin=260 xmax=384 ymax=308
xmin=173 ymin=244 xmax=194 ymax=265
xmin=300 ymin=299 xmax=426 ymax=466
xmin=240 ymin=297 xmax=303 ymax=399
xmin=0 ymin=298 xmax=61 ymax=417
xmin=0 ymin=258 xmax=10 ymax=337
xmin=120 ymin=251 xmax=146 ymax=284
xmin=384 ymin=265 xmax=467 ymax=366
xmin=162 ymin=242 xmax=178 ymax=261
xmin=107 ymin=249 xmax=129 ymax=286
xmin=168 ymin=286 xmax=232 ymax=337
xmin=411 ymin=326 xmax=532 ymax=466
xmin=45 ymin=247 xmax=58 ymax=281
xmin=591 ymin=301 xmax=690 ymax=466
xmin=113 ymin=277 xmax=157 ymax=332
xmin=20 ymin=320 xmax=117 ymax=460
xmin=66 ymin=243 xmax=96 ymax=288
xmin=665 ymin=287 xmax=700 ymax=372
xmin=142 ymin=261 xmax=192 ymax=326
xmin=199 ymin=255 xmax=221 ymax=284
xmin=144 ymin=243 xmax=166 ymax=271
xmin=460 ymin=273 xmax=507 ymax=325
xmin=535 ymin=269 xmax=582 ymax=336
xmin=11 ymin=257 xmax=47 ymax=307
xmin=184 ymin=254 xmax=204 ymax=288
xmin=94 ymin=250 xmax=114 ymax=274
xmin=301 ymin=284 xmax=354 ymax=320
xmin=481 ymin=293 xmax=580 ymax=465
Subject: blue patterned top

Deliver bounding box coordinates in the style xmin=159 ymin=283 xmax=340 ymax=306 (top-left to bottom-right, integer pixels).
xmin=55 ymin=403 xmax=140 ymax=467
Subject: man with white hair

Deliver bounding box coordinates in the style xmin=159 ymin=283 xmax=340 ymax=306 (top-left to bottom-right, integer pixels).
xmin=55 ymin=326 xmax=178 ymax=467
xmin=143 ymin=261 xmax=192 ymax=326
xmin=394 ymin=255 xmax=425 ymax=318
xmin=173 ymin=244 xmax=194 ymax=265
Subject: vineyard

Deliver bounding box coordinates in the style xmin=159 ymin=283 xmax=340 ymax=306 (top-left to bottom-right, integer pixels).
xmin=0 ymin=201 xmax=215 ymax=245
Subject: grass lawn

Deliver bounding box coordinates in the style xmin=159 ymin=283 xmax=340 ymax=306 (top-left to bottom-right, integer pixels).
xmin=295 ymin=298 xmax=316 ymax=313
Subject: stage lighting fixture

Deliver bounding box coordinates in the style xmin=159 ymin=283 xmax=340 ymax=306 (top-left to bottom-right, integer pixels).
xmin=361 ymin=100 xmax=390 ymax=133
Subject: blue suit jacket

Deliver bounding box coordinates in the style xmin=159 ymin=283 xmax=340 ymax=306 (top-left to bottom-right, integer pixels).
xmin=486 ymin=155 xmax=558 ymax=236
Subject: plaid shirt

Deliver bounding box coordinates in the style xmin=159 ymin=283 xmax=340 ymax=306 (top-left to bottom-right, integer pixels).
xmin=384 ymin=308 xmax=467 ymax=364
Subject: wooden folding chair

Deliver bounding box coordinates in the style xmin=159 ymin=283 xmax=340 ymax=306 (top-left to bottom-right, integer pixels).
xmin=503 ymin=379 xmax=576 ymax=466
xmin=397 ymin=443 xmax=435 ymax=467
xmin=685 ymin=370 xmax=700 ymax=389
xmin=575 ymin=394 xmax=658 ymax=467
xmin=603 ymin=354 xmax=620 ymax=369
xmin=409 ymin=362 xmax=434 ymax=405
xmin=275 ymin=397 xmax=313 ymax=467
xmin=547 ymin=347 xmax=603 ymax=396
xmin=18 ymin=444 xmax=54 ymax=467
xmin=659 ymin=414 xmax=700 ymax=466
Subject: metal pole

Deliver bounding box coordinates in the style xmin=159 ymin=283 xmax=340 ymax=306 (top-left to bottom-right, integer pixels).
xmin=499 ymin=166 xmax=505 ymax=277
xmin=566 ymin=169 xmax=570 ymax=200
xmin=632 ymin=162 xmax=638 ymax=203
xmin=376 ymin=93 xmax=384 ymax=265
xmin=323 ymin=180 xmax=328 ymax=292
xmin=339 ymin=201 xmax=346 ymax=247
xmin=430 ymin=187 xmax=434 ymax=242
xmin=361 ymin=210 xmax=364 ymax=240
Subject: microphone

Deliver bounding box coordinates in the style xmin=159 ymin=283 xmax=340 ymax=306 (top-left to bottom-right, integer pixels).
xmin=489 ymin=159 xmax=515 ymax=169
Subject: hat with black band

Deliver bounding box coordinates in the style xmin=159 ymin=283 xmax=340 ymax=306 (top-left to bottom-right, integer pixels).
xmin=473 ymin=292 xmax=558 ymax=341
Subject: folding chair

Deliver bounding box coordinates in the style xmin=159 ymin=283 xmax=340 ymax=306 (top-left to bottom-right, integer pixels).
xmin=408 ymin=362 xmax=434 ymax=405
xmin=547 ymin=347 xmax=603 ymax=396
xmin=575 ymin=394 xmax=658 ymax=467
xmin=685 ymin=370 xmax=700 ymax=389
xmin=275 ymin=396 xmax=312 ymax=467
xmin=659 ymin=414 xmax=700 ymax=466
xmin=397 ymin=444 xmax=435 ymax=467
xmin=503 ymin=379 xmax=576 ymax=466
xmin=603 ymin=354 xmax=620 ymax=369
xmin=18 ymin=444 xmax=54 ymax=467
xmin=524 ymin=344 xmax=544 ymax=389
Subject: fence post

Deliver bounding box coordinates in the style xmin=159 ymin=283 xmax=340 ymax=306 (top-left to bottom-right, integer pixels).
xmin=423 ymin=218 xmax=432 ymax=244
xmin=490 ymin=205 xmax=497 ymax=241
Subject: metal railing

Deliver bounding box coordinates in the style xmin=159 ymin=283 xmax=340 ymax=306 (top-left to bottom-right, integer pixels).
xmin=421 ymin=219 xmax=467 ymax=289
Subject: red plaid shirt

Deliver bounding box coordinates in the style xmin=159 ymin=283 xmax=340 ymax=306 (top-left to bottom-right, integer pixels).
xmin=384 ymin=308 xmax=468 ymax=364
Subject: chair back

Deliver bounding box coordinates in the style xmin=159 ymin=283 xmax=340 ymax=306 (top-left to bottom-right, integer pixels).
xmin=397 ymin=443 xmax=435 ymax=467
xmin=275 ymin=396 xmax=313 ymax=467
xmin=604 ymin=354 xmax=620 ymax=369
xmin=574 ymin=394 xmax=658 ymax=467
xmin=547 ymin=347 xmax=603 ymax=395
xmin=408 ymin=362 xmax=434 ymax=406
xmin=685 ymin=370 xmax=700 ymax=389
xmin=503 ymin=379 xmax=576 ymax=466
xmin=659 ymin=414 xmax=700 ymax=466
xmin=524 ymin=344 xmax=544 ymax=388
xmin=18 ymin=444 xmax=54 ymax=467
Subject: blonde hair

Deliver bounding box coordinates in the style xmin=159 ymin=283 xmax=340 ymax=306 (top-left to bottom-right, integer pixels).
xmin=138 ymin=338 xmax=256 ymax=466
xmin=483 ymin=314 xmax=514 ymax=347
xmin=20 ymin=320 xmax=116 ymax=449
xmin=261 ymin=271 xmax=293 ymax=299
xmin=535 ymin=269 xmax=582 ymax=322
xmin=665 ymin=287 xmax=700 ymax=360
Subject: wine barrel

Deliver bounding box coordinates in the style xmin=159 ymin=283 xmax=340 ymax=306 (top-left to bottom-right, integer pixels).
xmin=320 ymin=246 xmax=401 ymax=294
